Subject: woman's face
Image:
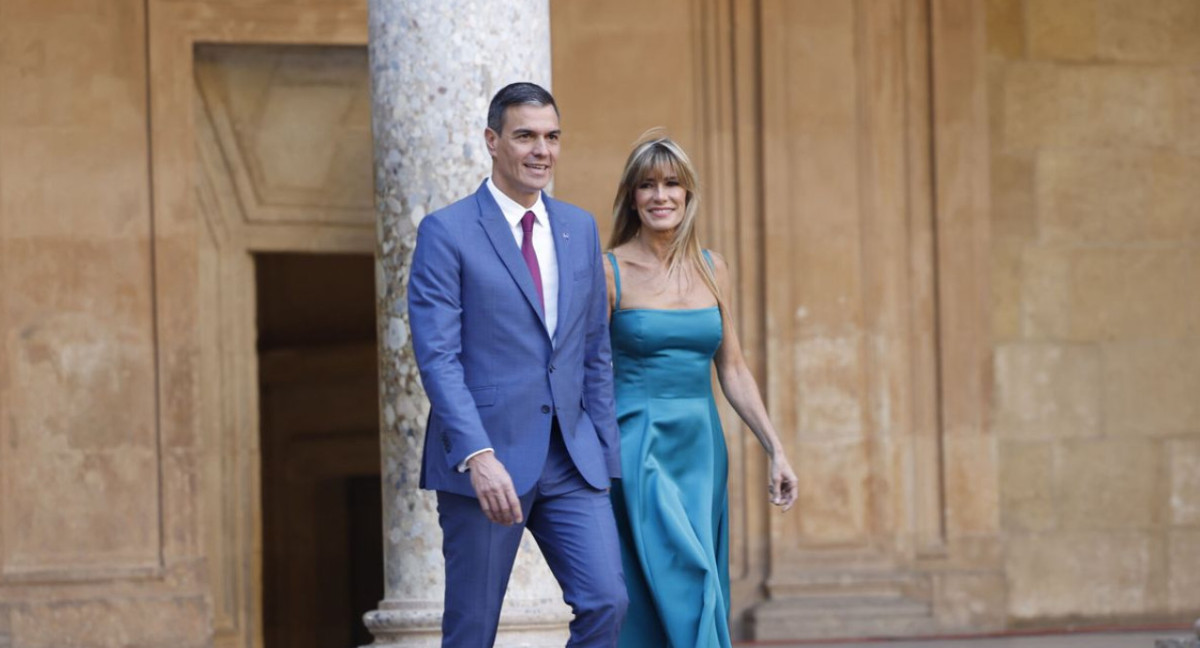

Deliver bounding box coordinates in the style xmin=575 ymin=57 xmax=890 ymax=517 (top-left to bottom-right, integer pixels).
xmin=633 ymin=165 xmax=687 ymax=235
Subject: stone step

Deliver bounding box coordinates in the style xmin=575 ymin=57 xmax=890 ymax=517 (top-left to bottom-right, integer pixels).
xmin=767 ymin=571 xmax=931 ymax=600
xmin=748 ymin=595 xmax=937 ymax=641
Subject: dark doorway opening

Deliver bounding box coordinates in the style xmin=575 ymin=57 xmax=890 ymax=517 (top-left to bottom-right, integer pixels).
xmin=256 ymin=253 xmax=382 ymax=648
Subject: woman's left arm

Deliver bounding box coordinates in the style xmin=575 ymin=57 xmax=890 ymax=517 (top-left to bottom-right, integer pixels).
xmin=709 ymin=251 xmax=798 ymax=511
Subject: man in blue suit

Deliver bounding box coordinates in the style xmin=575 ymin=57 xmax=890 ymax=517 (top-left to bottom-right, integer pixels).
xmin=408 ymin=82 xmax=628 ymax=646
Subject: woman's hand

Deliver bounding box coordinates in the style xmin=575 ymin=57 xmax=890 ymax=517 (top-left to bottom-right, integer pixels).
xmin=768 ymin=454 xmax=798 ymax=511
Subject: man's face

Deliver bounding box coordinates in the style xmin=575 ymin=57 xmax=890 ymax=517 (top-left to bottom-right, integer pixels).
xmin=485 ymin=104 xmax=561 ymax=206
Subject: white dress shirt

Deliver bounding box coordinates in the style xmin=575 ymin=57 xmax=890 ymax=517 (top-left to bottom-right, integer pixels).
xmin=485 ymin=177 xmax=559 ymax=339
xmin=460 ymin=178 xmax=560 ymax=472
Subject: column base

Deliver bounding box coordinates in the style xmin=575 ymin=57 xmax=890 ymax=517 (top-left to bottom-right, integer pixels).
xmin=363 ymin=598 xmax=571 ymax=647
xmin=1154 ymin=618 xmax=1200 ymax=648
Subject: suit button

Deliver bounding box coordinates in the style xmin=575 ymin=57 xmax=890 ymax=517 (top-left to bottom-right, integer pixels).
xmin=549 ymin=364 xmax=556 ymax=372
xmin=541 ymin=405 xmax=551 ymax=414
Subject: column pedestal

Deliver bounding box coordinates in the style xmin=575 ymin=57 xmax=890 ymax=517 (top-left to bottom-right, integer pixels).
xmin=1155 ymin=619 xmax=1200 ymax=648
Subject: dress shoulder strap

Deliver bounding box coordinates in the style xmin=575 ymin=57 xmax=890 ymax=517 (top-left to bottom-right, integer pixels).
xmin=606 ymin=251 xmax=622 ymax=310
xmin=701 ymin=248 xmax=715 ymax=271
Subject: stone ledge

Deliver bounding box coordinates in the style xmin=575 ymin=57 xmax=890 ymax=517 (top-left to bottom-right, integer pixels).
xmin=748 ymin=595 xmax=937 ymax=641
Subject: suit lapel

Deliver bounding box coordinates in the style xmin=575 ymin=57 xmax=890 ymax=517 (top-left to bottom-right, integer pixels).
xmin=475 ymin=184 xmax=549 ymax=333
xmin=547 ymin=197 xmax=573 ymax=345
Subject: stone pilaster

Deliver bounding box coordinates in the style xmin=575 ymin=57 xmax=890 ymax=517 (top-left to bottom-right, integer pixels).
xmin=363 ymin=1 xmax=569 ymax=646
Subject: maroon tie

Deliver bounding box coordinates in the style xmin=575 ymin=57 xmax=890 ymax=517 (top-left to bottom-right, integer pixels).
xmin=520 ymin=211 xmax=545 ymax=311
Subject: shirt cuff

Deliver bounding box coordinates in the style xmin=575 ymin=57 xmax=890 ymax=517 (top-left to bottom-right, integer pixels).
xmin=457 ymin=448 xmax=494 ymax=473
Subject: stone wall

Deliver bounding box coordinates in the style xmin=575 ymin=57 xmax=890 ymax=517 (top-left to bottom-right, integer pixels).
xmin=988 ymin=0 xmax=1200 ymax=623
xmin=1 ymin=0 xmax=1196 ymax=645
xmin=0 ymin=1 xmax=212 ymax=645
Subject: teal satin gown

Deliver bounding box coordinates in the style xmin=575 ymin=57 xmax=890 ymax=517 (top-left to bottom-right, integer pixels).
xmin=607 ymin=252 xmax=731 ymax=648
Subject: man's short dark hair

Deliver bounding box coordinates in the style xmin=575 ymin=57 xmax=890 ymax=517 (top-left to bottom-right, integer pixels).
xmin=487 ymin=82 xmax=559 ymax=134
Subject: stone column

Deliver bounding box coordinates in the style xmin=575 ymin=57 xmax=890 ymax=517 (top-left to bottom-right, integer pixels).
xmin=363 ymin=1 xmax=570 ymax=646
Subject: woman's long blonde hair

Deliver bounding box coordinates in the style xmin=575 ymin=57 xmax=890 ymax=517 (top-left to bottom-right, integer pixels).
xmin=608 ymin=132 xmax=721 ymax=304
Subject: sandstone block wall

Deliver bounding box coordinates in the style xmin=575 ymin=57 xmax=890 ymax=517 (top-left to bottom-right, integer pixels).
xmin=988 ymin=0 xmax=1200 ymax=622
xmin=0 ymin=1 xmax=1196 ymax=645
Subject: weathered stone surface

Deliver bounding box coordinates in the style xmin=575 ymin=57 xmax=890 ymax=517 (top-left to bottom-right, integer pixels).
xmin=1168 ymin=531 xmax=1200 ymax=613
xmin=3 ymin=241 xmax=159 ymax=575
xmin=0 ymin=0 xmax=161 ymax=580
xmin=1168 ymin=440 xmax=1200 ymax=525
xmin=1056 ymin=439 xmax=1160 ymax=530
xmin=792 ymin=333 xmax=867 ymax=441
xmin=1069 ymin=249 xmax=1198 ymax=341
xmin=366 ymin=0 xmax=569 ymax=644
xmin=943 ymin=435 xmax=1001 ymax=536
xmin=1004 ymin=63 xmax=1173 ymax=149
xmin=195 ymin=46 xmax=375 ymax=224
xmin=1028 ymin=0 xmax=1200 ymax=63
xmin=1007 ymin=532 xmax=1157 ymax=619
xmin=1103 ymin=343 xmax=1200 ymax=437
xmin=1037 ymin=150 xmax=1200 ymax=244
xmin=1019 ymin=246 xmax=1071 ymax=339
xmin=10 ymin=597 xmax=209 ymax=648
xmin=993 ymin=343 xmax=1101 ymax=438
xmin=791 ymin=439 xmax=869 ymax=544
xmin=750 ymin=596 xmax=936 ymax=641
xmin=1174 ymin=69 xmax=1200 ymax=152
xmin=1097 ymin=0 xmax=1200 ymax=63
xmin=991 ymin=153 xmax=1036 ymax=241
xmin=999 ymin=440 xmax=1055 ymax=531
xmin=991 ymin=239 xmax=1022 ymax=341
xmin=994 ymin=0 xmax=1200 ymax=629
xmin=988 ymin=60 xmax=1008 ymax=153
xmin=1027 ymin=0 xmax=1098 ymax=61
xmin=986 ymin=0 xmax=1025 ymax=59
xmin=932 ymin=572 xmax=1007 ymax=631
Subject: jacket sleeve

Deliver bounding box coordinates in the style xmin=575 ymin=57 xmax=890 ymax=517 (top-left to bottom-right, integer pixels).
xmin=581 ymin=218 xmax=621 ymax=478
xmin=407 ymin=214 xmax=493 ymax=470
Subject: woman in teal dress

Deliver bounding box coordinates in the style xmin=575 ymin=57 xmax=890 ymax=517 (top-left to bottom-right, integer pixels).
xmin=604 ymin=134 xmax=798 ymax=647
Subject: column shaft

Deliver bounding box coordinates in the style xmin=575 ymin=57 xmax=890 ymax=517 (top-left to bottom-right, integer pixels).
xmin=365 ymin=1 xmax=569 ymax=645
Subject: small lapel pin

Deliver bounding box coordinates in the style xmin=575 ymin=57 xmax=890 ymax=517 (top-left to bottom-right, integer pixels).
xmin=562 ymin=232 xmax=570 ymax=240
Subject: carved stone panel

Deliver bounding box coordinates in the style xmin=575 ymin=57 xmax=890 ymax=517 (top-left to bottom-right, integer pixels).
xmin=194 ymin=45 xmax=374 ymax=229
xmin=0 ymin=0 xmax=161 ymax=580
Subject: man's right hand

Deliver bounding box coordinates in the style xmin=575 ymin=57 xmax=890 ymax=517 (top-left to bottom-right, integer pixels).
xmin=467 ymin=451 xmax=524 ymax=526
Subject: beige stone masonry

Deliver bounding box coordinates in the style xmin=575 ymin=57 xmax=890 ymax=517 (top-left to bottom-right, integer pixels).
xmin=10 ymin=597 xmax=208 ymax=648
xmin=1167 ymin=530 xmax=1200 ymax=613
xmin=1103 ymin=343 xmax=1200 ymax=437
xmin=999 ymin=440 xmax=1056 ymax=532
xmin=1007 ymin=532 xmax=1158 ymax=619
xmin=1069 ymin=249 xmax=1197 ymax=341
xmin=1168 ymin=440 xmax=1200 ymax=525
xmin=986 ymin=0 xmax=1026 ymax=59
xmin=993 ymin=343 xmax=1102 ymax=439
xmin=1037 ymin=150 xmax=1200 ymax=244
xmin=1004 ymin=63 xmax=1174 ymax=150
xmin=992 ymin=0 xmax=1200 ymax=626
xmin=1056 ymin=439 xmax=1160 ymax=531
xmin=1027 ymin=0 xmax=1200 ymax=63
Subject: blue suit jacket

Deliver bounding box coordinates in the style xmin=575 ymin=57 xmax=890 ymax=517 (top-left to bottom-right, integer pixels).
xmin=408 ymin=181 xmax=621 ymax=497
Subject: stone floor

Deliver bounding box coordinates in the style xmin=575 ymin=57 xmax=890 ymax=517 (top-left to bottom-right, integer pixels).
xmin=734 ymin=629 xmax=1190 ymax=648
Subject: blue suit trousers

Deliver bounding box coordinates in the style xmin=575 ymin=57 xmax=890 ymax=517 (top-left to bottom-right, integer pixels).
xmin=437 ymin=421 xmax=628 ymax=647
